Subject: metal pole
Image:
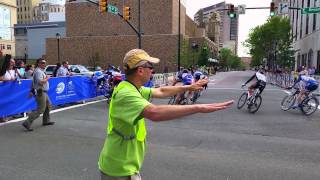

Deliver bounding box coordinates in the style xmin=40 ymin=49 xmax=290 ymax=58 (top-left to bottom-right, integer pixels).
xmin=57 ymin=39 xmax=60 ymax=63
xmin=138 ymin=0 xmax=141 ymax=48
xmin=177 ymin=0 xmax=181 ymax=71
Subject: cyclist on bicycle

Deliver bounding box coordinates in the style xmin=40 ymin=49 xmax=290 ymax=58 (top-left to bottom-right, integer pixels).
xmin=182 ymin=69 xmax=194 ymax=101
xmin=194 ymin=69 xmax=208 ymax=89
xmin=289 ymin=74 xmax=319 ymax=108
xmin=242 ymin=69 xmax=267 ymax=97
xmin=93 ymin=69 xmax=106 ymax=88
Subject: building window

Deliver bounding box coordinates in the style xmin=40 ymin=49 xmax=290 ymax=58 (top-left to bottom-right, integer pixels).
xmin=297 ymin=53 xmax=301 ymax=68
xmin=300 ymin=0 xmax=304 ymax=39
xmin=7 ymin=45 xmax=11 ymax=50
xmin=317 ymin=51 xmax=320 ymax=72
xmin=313 ymin=0 xmax=317 ymax=31
xmin=2 ymin=45 xmax=5 ymax=50
xmin=308 ymin=49 xmax=313 ymax=67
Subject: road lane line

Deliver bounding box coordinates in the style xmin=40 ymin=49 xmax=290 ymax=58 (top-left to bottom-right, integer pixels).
xmin=0 ymin=99 xmax=107 ymax=127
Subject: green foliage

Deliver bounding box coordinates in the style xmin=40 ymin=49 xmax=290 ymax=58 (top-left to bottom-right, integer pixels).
xmin=244 ymin=16 xmax=294 ymax=69
xmin=197 ymin=43 xmax=209 ymax=66
xmin=218 ymin=48 xmax=243 ymax=70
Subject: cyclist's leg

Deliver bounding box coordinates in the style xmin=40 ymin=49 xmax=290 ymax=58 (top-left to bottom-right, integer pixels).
xmin=174 ymin=82 xmax=183 ymax=104
xmin=248 ymin=82 xmax=257 ymax=96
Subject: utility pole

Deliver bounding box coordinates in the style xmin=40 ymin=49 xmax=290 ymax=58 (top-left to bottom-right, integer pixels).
xmin=177 ymin=0 xmax=181 ymax=71
xmin=138 ymin=0 xmax=141 ymax=48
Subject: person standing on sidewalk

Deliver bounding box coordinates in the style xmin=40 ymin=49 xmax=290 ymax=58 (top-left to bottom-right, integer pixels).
xmin=22 ymin=58 xmax=55 ymax=131
xmin=98 ymin=49 xmax=234 ymax=180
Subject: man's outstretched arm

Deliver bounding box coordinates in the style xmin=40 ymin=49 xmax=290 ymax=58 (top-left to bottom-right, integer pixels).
xmin=152 ymin=79 xmax=209 ymax=98
xmin=142 ymin=100 xmax=234 ymax=122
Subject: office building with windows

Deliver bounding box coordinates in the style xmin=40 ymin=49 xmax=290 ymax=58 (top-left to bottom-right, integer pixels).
xmin=288 ymin=0 xmax=320 ymax=71
xmin=194 ymin=2 xmax=239 ymax=54
xmin=0 ymin=0 xmax=17 ymax=56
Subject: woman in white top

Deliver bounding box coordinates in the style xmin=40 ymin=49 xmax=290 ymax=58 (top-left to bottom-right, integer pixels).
xmin=0 ymin=54 xmax=18 ymax=81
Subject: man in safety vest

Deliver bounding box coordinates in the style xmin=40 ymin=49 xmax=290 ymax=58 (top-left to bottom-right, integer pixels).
xmin=98 ymin=49 xmax=234 ymax=180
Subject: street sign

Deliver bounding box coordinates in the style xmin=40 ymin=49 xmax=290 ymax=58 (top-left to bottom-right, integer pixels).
xmin=278 ymin=3 xmax=288 ymax=14
xmin=238 ymin=4 xmax=246 ymax=14
xmin=301 ymin=7 xmax=320 ymax=14
xmin=108 ymin=5 xmax=118 ymax=14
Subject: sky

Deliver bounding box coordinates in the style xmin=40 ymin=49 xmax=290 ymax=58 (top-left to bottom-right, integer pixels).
xmin=183 ymin=0 xmax=271 ymax=57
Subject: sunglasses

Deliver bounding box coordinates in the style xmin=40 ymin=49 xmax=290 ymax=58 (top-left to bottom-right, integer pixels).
xmin=139 ymin=62 xmax=154 ymax=70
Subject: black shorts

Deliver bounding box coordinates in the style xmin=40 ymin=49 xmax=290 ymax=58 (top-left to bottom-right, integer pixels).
xmin=252 ymin=81 xmax=266 ymax=93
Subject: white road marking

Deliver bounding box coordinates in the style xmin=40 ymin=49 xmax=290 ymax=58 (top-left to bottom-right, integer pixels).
xmin=0 ymin=99 xmax=107 ymax=127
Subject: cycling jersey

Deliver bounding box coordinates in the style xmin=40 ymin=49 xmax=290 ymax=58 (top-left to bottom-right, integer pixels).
xmin=182 ymin=73 xmax=193 ymax=85
xmin=194 ymin=71 xmax=203 ymax=80
xmin=175 ymin=71 xmax=183 ymax=82
xmin=296 ymin=75 xmax=319 ymax=91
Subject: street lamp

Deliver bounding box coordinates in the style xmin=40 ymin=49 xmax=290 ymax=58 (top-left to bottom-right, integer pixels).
xmin=56 ymin=33 xmax=61 ymax=63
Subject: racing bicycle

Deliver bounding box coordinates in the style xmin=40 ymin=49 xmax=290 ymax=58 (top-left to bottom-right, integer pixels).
xmin=280 ymin=87 xmax=319 ymax=116
xmin=237 ymin=85 xmax=263 ymax=113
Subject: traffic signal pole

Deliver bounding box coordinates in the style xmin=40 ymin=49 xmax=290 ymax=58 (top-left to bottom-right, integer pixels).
xmin=84 ymin=0 xmax=142 ymax=49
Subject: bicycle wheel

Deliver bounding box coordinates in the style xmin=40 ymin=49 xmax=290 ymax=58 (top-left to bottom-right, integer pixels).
xmin=248 ymin=95 xmax=262 ymax=113
xmin=301 ymin=96 xmax=319 ymax=116
xmin=168 ymin=95 xmax=176 ymax=105
xmin=191 ymin=91 xmax=200 ymax=104
xmin=237 ymin=92 xmax=247 ymax=109
xmin=280 ymin=95 xmax=296 ymax=111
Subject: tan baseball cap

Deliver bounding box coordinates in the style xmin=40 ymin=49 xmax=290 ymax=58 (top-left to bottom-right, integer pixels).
xmin=123 ymin=49 xmax=160 ymax=70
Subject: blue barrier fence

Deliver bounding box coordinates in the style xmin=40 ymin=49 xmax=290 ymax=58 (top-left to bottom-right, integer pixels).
xmin=0 ymin=73 xmax=168 ymax=118
xmin=0 ymin=76 xmax=98 ymax=118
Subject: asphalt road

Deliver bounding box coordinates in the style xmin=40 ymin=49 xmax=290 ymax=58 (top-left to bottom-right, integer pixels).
xmin=1 ymin=71 xmax=320 ymax=180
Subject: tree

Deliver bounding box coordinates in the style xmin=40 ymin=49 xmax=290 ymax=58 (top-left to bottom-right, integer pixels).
xmin=197 ymin=43 xmax=209 ymax=66
xmin=218 ymin=48 xmax=233 ymax=70
xmin=244 ymin=16 xmax=294 ymax=70
xmin=88 ymin=52 xmax=101 ymax=68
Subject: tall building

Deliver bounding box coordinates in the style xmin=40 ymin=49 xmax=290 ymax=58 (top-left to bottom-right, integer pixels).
xmin=194 ymin=2 xmax=239 ymax=54
xmin=288 ymin=0 xmax=320 ymax=71
xmin=0 ymin=0 xmax=17 ymax=56
xmin=17 ymin=0 xmax=40 ymax=24
xmin=33 ymin=2 xmax=65 ymax=22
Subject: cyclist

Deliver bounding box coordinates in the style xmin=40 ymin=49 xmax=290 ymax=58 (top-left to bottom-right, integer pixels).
xmin=172 ymin=68 xmax=184 ymax=86
xmin=289 ymin=74 xmax=319 ymax=108
xmin=181 ymin=69 xmax=194 ymax=102
xmin=194 ymin=69 xmax=208 ymax=89
xmin=93 ymin=69 xmax=106 ymax=88
xmin=242 ymin=69 xmax=267 ymax=97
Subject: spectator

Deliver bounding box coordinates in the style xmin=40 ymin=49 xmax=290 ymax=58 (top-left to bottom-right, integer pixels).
xmin=98 ymin=49 xmax=233 ymax=180
xmin=16 ymin=60 xmax=26 ymax=79
xmin=299 ymin=66 xmax=308 ymax=75
xmin=25 ymin=64 xmax=35 ymax=79
xmin=53 ymin=63 xmax=61 ymax=77
xmin=0 ymin=54 xmax=18 ymax=81
xmin=22 ymin=58 xmax=55 ymax=131
xmin=56 ymin=61 xmax=71 ymax=77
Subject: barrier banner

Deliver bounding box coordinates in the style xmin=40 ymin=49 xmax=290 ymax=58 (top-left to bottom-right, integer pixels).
xmin=0 ymin=80 xmax=36 ymax=118
xmin=0 ymin=76 xmax=97 ymax=118
xmin=48 ymin=76 xmax=96 ymax=105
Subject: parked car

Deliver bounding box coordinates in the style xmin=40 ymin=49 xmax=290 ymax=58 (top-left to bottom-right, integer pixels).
xmin=44 ymin=65 xmax=57 ymax=76
xmin=69 ymin=65 xmax=94 ymax=77
xmin=44 ymin=64 xmax=93 ymax=77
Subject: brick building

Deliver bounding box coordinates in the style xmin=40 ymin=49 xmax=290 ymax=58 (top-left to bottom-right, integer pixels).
xmin=45 ymin=0 xmax=218 ymax=72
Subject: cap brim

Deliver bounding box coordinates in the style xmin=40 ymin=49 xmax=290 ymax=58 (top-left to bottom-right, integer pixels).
xmin=146 ymin=56 xmax=160 ymax=64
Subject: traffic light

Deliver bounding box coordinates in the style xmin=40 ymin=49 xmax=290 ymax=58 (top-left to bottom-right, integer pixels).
xmin=270 ymin=2 xmax=276 ymax=16
xmin=228 ymin=4 xmax=235 ymax=18
xmin=123 ymin=6 xmax=131 ymax=20
xmin=99 ymin=0 xmax=107 ymax=13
